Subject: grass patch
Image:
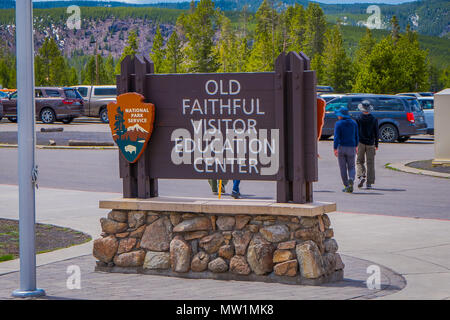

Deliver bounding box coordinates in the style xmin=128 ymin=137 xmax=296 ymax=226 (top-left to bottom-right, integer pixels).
xmin=0 ymin=218 xmax=91 ymax=262
xmin=0 ymin=254 xmax=14 ymax=262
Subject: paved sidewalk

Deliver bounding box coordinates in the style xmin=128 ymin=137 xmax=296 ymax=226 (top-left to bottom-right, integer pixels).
xmin=0 ymin=184 xmax=449 ymax=299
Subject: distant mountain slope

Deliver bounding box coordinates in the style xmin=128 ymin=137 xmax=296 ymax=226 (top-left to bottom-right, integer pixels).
xmin=0 ymin=0 xmax=447 ymax=37
xmin=0 ymin=1 xmax=447 ymax=69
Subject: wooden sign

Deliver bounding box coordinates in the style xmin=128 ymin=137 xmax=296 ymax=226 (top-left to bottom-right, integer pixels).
xmin=116 ymin=52 xmax=318 ymax=203
xmin=107 ymin=92 xmax=155 ymax=163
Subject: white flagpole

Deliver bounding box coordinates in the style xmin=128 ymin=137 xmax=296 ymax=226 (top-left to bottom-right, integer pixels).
xmin=12 ymin=0 xmax=45 ymax=298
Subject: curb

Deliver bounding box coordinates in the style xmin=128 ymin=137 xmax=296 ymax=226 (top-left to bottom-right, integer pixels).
xmin=0 ymin=144 xmax=117 ymax=150
xmin=385 ymin=161 xmax=450 ymax=179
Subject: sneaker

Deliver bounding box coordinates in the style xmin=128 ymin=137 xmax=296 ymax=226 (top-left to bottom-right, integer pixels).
xmin=366 ymin=184 xmax=372 ymax=189
xmin=347 ymin=180 xmax=354 ymax=193
xmin=358 ymin=178 xmax=366 ymax=188
xmin=231 ymin=192 xmax=240 ymax=199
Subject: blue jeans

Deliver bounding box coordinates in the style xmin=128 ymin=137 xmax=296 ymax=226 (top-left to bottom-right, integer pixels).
xmin=232 ymin=180 xmax=241 ymax=195
xmin=338 ymin=146 xmax=356 ymax=187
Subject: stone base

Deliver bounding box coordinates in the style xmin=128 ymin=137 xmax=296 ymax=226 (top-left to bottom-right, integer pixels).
xmin=94 ymin=197 xmax=344 ymax=286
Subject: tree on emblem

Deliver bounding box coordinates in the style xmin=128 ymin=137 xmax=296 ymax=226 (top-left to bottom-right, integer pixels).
xmin=114 ymin=106 xmax=127 ymax=139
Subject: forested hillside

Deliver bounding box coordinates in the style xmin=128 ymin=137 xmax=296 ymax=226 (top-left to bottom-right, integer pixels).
xmin=0 ymin=0 xmax=448 ymax=92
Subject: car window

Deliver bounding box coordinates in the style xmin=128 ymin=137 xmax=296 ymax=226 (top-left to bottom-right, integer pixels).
xmin=326 ymin=97 xmax=350 ymax=112
xmin=45 ymin=89 xmax=62 ymax=97
xmin=10 ymin=92 xmax=17 ymax=99
xmin=64 ymin=89 xmax=78 ymax=99
xmin=406 ymin=98 xmax=422 ymax=112
xmin=419 ymin=99 xmax=434 ymax=110
xmin=349 ymin=97 xmax=376 ymax=111
xmin=93 ymin=87 xmax=116 ymax=96
xmin=0 ymin=91 xmax=7 ymax=98
xmin=35 ymin=89 xmax=44 ymax=98
xmin=374 ymin=98 xmax=405 ymax=112
xmin=76 ymin=87 xmax=88 ymax=97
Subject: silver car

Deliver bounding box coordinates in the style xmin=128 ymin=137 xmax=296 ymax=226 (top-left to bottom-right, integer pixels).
xmin=418 ymin=97 xmax=434 ymax=134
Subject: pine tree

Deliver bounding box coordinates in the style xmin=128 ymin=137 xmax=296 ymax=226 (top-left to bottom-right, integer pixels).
xmin=35 ymin=37 xmax=69 ymax=86
xmin=287 ymin=4 xmax=307 ymax=53
xmin=115 ymin=29 xmax=139 ymax=74
xmin=303 ymin=3 xmax=327 ymax=59
xmin=150 ymin=25 xmax=166 ymax=73
xmin=165 ymin=31 xmax=184 ymax=73
xmin=322 ymin=25 xmax=354 ymax=93
xmin=390 ymin=15 xmax=401 ymax=45
xmin=246 ymin=0 xmax=279 ymax=72
xmin=216 ymin=15 xmax=239 ymax=73
xmin=177 ymin=0 xmax=220 ymax=73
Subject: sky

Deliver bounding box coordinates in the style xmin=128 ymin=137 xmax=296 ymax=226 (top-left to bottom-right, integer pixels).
xmin=35 ymin=0 xmax=419 ymax=4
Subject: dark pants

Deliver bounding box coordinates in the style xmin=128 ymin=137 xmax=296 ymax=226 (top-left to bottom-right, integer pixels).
xmin=357 ymin=143 xmax=376 ymax=185
xmin=232 ymin=180 xmax=240 ymax=195
xmin=208 ymin=180 xmax=228 ymax=193
xmin=338 ymin=146 xmax=356 ymax=187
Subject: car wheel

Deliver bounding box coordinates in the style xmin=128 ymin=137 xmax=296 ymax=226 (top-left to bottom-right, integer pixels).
xmin=62 ymin=117 xmax=74 ymax=124
xmin=7 ymin=117 xmax=17 ymax=123
xmin=99 ymin=108 xmax=109 ymax=123
xmin=40 ymin=108 xmax=56 ymax=124
xmin=397 ymin=136 xmax=410 ymax=143
xmin=320 ymin=135 xmax=331 ymax=140
xmin=379 ymin=124 xmax=399 ymax=143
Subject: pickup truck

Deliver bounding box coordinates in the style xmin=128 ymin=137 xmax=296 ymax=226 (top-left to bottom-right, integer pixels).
xmin=72 ymin=85 xmax=117 ymax=123
xmin=1 ymin=87 xmax=84 ymax=124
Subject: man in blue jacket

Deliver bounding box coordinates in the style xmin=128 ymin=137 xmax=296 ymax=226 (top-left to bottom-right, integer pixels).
xmin=334 ymin=107 xmax=359 ymax=193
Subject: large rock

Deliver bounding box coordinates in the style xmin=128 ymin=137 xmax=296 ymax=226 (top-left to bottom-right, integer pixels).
xmin=129 ymin=225 xmax=146 ymax=238
xmin=294 ymin=227 xmax=325 ymax=253
xmin=273 ymin=249 xmax=294 ymax=263
xmin=335 ymin=253 xmax=345 ymax=270
xmin=274 ymin=260 xmax=298 ymax=277
xmin=299 ymin=217 xmax=318 ymax=228
xmin=199 ymin=233 xmax=224 ymax=254
xmin=128 ymin=211 xmax=146 ymax=229
xmin=140 ymin=216 xmax=173 ymax=252
xmin=191 ymin=251 xmax=210 ymax=272
xmin=170 ymin=236 xmax=191 ymax=273
xmin=296 ymin=240 xmax=324 ymax=279
xmin=324 ymin=239 xmax=338 ymax=253
xmin=184 ymin=231 xmax=208 ymax=241
xmin=232 ymin=231 xmax=252 ymax=255
xmin=100 ymin=218 xmax=128 ymax=234
xmin=230 ymin=255 xmax=251 ymax=275
xmin=235 ymin=215 xmax=251 ymax=230
xmin=93 ymin=235 xmax=118 ymax=263
xmin=143 ymin=251 xmax=171 ymax=270
xmin=208 ymin=257 xmax=228 ymax=273
xmin=113 ymin=250 xmax=145 ymax=267
xmin=173 ymin=217 xmax=212 ymax=232
xmin=117 ymin=238 xmax=136 ymax=254
xmin=246 ymin=234 xmax=275 ymax=275
xmin=277 ymin=240 xmax=296 ymax=250
xmin=216 ymin=216 xmax=235 ymax=231
xmin=107 ymin=210 xmax=128 ymax=223
xmin=218 ymin=245 xmax=234 ymax=260
xmin=260 ymin=224 xmax=290 ymax=243
xmin=322 ymin=252 xmax=337 ymax=274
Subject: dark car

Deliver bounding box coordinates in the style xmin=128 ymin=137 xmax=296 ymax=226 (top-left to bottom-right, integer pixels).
xmin=317 ymin=86 xmax=334 ymax=94
xmin=1 ymin=87 xmax=84 ymax=124
xmin=321 ymin=94 xmax=427 ymax=143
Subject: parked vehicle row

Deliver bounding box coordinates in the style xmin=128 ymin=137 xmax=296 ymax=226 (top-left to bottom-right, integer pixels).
xmin=1 ymin=87 xmax=84 ymax=124
xmin=320 ymin=94 xmax=429 ymax=143
xmin=72 ymin=85 xmax=117 ymax=123
xmin=0 ymin=85 xmax=117 ymax=124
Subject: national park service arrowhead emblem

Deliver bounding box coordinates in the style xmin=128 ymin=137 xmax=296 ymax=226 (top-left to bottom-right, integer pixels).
xmin=107 ymin=92 xmax=155 ymax=163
